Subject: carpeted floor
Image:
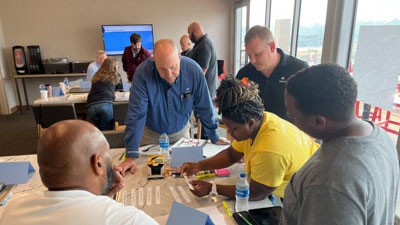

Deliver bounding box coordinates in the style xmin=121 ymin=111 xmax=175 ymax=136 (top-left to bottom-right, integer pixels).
xmin=0 ymin=109 xmax=38 ymax=156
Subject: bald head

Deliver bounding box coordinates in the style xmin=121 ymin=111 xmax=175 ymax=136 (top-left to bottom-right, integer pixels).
xmin=180 ymin=35 xmax=191 ymax=52
xmin=37 ymin=120 xmax=110 ymax=190
xmin=153 ymin=39 xmax=181 ymax=84
xmin=188 ymin=22 xmax=205 ymax=44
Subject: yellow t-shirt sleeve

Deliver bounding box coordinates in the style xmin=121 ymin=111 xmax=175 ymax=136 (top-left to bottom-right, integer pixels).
xmin=250 ymin=151 xmax=288 ymax=188
xmin=232 ymin=140 xmax=246 ymax=153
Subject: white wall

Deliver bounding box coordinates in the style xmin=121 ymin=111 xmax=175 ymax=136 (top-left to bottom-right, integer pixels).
xmin=0 ymin=0 xmax=233 ymax=112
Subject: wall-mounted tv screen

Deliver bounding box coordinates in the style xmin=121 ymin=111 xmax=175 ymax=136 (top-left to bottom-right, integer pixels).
xmin=102 ymin=24 xmax=154 ymax=55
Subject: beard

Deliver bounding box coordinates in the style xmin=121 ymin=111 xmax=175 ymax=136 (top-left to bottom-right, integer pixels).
xmin=101 ymin=162 xmax=115 ymax=195
xmin=190 ymin=33 xmax=197 ymax=44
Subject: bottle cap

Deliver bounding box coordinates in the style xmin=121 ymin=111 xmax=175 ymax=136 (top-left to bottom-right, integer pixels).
xmin=240 ymin=173 xmax=245 ymax=178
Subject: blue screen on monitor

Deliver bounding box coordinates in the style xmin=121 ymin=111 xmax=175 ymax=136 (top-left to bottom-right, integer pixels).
xmin=102 ymin=24 xmax=154 ymax=55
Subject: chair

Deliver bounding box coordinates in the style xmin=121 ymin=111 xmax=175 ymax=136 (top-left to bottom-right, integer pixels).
xmin=189 ymin=114 xmax=202 ymax=140
xmin=113 ymin=102 xmax=129 ymax=131
xmin=217 ymin=60 xmax=226 ymax=80
xmin=102 ymin=130 xmax=125 ymax=148
xmin=33 ymin=103 xmax=78 ymax=136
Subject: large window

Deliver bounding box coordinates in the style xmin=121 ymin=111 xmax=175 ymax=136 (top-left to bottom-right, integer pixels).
xmin=350 ymin=0 xmax=400 ymax=67
xmin=249 ymin=0 xmax=267 ymax=28
xmin=270 ymin=0 xmax=295 ymax=53
xmin=234 ymin=4 xmax=248 ymax=74
xmin=296 ymin=0 xmax=328 ymax=65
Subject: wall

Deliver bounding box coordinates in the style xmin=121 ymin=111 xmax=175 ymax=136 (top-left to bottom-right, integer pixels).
xmin=0 ymin=0 xmax=233 ymax=111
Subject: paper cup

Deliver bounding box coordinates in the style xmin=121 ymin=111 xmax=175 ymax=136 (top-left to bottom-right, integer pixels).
xmin=40 ymin=90 xmax=48 ymax=100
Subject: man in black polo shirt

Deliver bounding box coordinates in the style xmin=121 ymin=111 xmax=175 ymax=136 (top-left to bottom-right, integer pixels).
xmin=236 ymin=25 xmax=308 ymax=121
xmin=187 ymin=22 xmax=217 ymax=99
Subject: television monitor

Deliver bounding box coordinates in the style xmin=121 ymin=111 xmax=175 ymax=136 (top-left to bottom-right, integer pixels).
xmin=102 ymin=24 xmax=154 ymax=55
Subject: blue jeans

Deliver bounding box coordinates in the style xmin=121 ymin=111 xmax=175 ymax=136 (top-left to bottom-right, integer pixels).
xmin=87 ymin=102 xmax=114 ymax=131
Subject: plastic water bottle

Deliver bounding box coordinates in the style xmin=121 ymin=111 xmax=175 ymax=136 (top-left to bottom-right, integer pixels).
xmin=159 ymin=133 xmax=171 ymax=172
xmin=39 ymin=83 xmax=46 ymax=91
xmin=63 ymin=77 xmax=70 ymax=91
xmin=235 ymin=173 xmax=249 ymax=212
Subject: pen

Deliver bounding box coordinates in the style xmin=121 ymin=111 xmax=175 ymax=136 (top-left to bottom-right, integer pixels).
xmin=221 ymin=201 xmax=232 ymax=217
xmin=120 ymin=153 xmax=126 ymax=161
xmin=0 ymin=192 xmax=13 ymax=206
xmin=238 ymin=212 xmax=253 ymax=225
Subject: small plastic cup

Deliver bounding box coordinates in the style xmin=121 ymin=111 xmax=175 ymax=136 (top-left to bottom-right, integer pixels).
xmin=40 ymin=90 xmax=48 ymax=100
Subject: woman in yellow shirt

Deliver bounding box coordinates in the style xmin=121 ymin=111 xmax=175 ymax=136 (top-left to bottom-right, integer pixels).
xmin=181 ymin=76 xmax=319 ymax=200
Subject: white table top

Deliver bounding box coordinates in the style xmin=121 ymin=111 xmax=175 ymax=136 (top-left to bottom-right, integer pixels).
xmin=33 ymin=92 xmax=130 ymax=105
xmin=0 ymin=148 xmax=250 ymax=224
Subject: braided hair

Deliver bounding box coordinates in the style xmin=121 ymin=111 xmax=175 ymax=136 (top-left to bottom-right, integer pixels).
xmin=216 ymin=75 xmax=265 ymax=124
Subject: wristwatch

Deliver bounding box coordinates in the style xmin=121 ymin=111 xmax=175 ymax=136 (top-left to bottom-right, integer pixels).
xmin=209 ymin=182 xmax=218 ymax=197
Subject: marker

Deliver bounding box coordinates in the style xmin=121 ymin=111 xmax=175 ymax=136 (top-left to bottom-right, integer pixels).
xmin=0 ymin=192 xmax=13 ymax=206
xmin=221 ymin=201 xmax=232 ymax=217
xmin=238 ymin=212 xmax=253 ymax=225
xmin=120 ymin=153 xmax=126 ymax=161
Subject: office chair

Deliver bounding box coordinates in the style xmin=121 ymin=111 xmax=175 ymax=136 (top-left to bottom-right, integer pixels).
xmin=189 ymin=113 xmax=202 ymax=140
xmin=33 ymin=103 xmax=78 ymax=136
xmin=113 ymin=102 xmax=129 ymax=131
xmin=102 ymin=130 xmax=125 ymax=148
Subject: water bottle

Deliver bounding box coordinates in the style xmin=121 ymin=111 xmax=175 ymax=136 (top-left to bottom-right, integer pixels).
xmin=235 ymin=173 xmax=249 ymax=212
xmin=159 ymin=133 xmax=171 ymax=172
xmin=63 ymin=77 xmax=70 ymax=91
xmin=39 ymin=83 xmax=46 ymax=91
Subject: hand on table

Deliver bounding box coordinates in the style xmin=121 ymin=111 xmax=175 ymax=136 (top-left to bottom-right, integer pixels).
xmin=106 ymin=166 xmax=125 ymax=197
xmin=117 ymin=157 xmax=137 ymax=176
xmin=213 ymin=137 xmax=230 ymax=145
xmin=190 ymin=180 xmax=212 ymax=197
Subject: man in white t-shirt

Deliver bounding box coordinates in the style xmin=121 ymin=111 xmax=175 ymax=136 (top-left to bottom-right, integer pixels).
xmin=87 ymin=50 xmax=107 ymax=81
xmin=0 ymin=120 xmax=157 ymax=225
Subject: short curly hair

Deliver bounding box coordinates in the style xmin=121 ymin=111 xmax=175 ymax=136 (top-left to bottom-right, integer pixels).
xmin=216 ymin=76 xmax=264 ymax=124
xmin=286 ymin=63 xmax=357 ymax=122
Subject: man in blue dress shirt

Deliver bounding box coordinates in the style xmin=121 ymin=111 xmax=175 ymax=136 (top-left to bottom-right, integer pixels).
xmin=119 ymin=38 xmax=229 ymax=175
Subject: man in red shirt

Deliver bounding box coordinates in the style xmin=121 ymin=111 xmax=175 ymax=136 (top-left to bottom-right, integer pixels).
xmin=122 ymin=33 xmax=151 ymax=82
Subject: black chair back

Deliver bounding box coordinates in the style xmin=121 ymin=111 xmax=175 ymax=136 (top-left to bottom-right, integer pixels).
xmin=113 ymin=102 xmax=128 ymax=125
xmin=33 ymin=103 xmax=77 ymax=128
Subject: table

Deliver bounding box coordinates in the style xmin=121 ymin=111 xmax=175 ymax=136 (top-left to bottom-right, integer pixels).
xmin=32 ymin=91 xmax=130 ymax=105
xmin=0 ymin=148 xmax=252 ymax=224
xmin=14 ymin=73 xmax=86 ymax=114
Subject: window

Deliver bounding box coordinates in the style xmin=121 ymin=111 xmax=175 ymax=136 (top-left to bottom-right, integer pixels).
xmin=350 ymin=0 xmax=400 ymax=67
xmin=249 ymin=0 xmax=267 ymax=28
xmin=234 ymin=4 xmax=248 ymax=74
xmin=270 ymin=0 xmax=295 ymax=53
xmin=296 ymin=0 xmax=328 ymax=65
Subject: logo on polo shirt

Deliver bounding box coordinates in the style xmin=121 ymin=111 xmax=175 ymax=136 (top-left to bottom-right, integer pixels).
xmin=279 ymin=77 xmax=287 ymax=84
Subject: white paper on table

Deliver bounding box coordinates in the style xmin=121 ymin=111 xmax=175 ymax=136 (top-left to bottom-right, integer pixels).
xmin=203 ymin=143 xmax=230 ymax=158
xmin=197 ymin=206 xmax=227 ymax=225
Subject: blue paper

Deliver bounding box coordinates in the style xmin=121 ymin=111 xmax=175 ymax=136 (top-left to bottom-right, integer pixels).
xmin=166 ymin=202 xmax=215 ymax=225
xmin=0 ymin=162 xmax=36 ymax=185
xmin=171 ymin=146 xmax=204 ymax=168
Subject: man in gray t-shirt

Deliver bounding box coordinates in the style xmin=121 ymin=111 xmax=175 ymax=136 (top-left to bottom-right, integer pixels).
xmin=187 ymin=22 xmax=217 ymax=99
xmin=282 ymin=64 xmax=399 ymax=225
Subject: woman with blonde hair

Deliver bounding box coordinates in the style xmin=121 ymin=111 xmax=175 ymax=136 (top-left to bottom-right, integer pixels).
xmin=87 ymin=58 xmax=123 ymax=130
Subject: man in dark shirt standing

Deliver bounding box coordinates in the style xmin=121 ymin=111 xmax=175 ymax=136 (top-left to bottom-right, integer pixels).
xmin=236 ymin=25 xmax=308 ymax=121
xmin=179 ymin=34 xmax=192 ymax=57
xmin=187 ymin=22 xmax=217 ymax=99
xmin=122 ymin=33 xmax=152 ymax=82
